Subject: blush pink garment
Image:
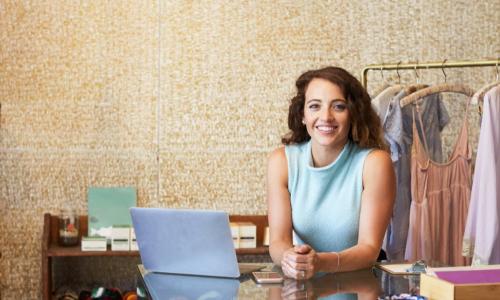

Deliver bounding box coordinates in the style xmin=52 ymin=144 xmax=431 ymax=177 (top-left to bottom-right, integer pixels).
xmin=405 ymin=98 xmax=472 ymax=266
xmin=463 ymin=85 xmax=500 ymax=265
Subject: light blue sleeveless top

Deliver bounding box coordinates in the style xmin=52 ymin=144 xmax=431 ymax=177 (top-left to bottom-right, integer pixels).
xmin=285 ymin=140 xmax=373 ymax=253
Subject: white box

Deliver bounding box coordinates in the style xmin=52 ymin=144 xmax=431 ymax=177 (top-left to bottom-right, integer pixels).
xmin=263 ymin=226 xmax=270 ymax=246
xmin=111 ymin=225 xmax=130 ymax=251
xmin=229 ymin=222 xmax=240 ymax=248
xmin=130 ymin=227 xmax=138 ymax=251
xmin=238 ymin=222 xmax=256 ymax=248
xmin=81 ymin=236 xmax=107 ymax=251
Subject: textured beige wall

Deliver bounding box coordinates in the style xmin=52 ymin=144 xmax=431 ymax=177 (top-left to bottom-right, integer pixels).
xmin=1 ymin=0 xmax=499 ymax=298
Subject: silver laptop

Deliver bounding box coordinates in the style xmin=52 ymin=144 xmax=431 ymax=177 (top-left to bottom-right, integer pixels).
xmin=130 ymin=207 xmax=264 ymax=278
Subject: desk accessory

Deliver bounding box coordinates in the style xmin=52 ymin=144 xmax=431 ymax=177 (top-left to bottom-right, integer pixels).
xmin=81 ymin=236 xmax=107 ymax=251
xmin=58 ymin=208 xmax=79 ymax=246
xmin=237 ymin=222 xmax=256 ymax=248
xmin=130 ymin=227 xmax=138 ymax=251
xmin=420 ymin=265 xmax=500 ymax=300
xmin=252 ymin=271 xmax=283 ymax=284
xmin=229 ymin=222 xmax=239 ymax=248
xmin=375 ymin=263 xmax=423 ymax=275
xmin=263 ymin=226 xmax=270 ymax=246
xmin=88 ymin=187 xmax=136 ymax=242
xmin=111 ymin=225 xmax=130 ymax=251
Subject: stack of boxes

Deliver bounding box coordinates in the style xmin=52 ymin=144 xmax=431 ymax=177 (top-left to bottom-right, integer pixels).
xmin=81 ymin=221 xmax=264 ymax=251
xmin=81 ymin=225 xmax=138 ymax=251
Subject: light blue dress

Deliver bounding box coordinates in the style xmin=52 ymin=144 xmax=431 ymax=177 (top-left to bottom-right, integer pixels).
xmin=285 ymin=140 xmax=373 ymax=253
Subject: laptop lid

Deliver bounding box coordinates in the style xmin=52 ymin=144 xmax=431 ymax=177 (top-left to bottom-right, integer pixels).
xmin=130 ymin=207 xmax=241 ymax=278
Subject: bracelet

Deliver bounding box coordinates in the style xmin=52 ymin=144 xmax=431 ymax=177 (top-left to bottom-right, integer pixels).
xmin=334 ymin=252 xmax=340 ymax=273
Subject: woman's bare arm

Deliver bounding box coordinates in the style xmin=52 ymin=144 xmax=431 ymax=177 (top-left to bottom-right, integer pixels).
xmin=267 ymin=147 xmax=294 ymax=265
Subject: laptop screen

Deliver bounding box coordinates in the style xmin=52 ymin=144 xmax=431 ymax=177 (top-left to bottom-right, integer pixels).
xmin=130 ymin=207 xmax=241 ymax=278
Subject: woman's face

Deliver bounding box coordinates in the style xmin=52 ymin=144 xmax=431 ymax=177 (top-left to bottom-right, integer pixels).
xmin=303 ymin=78 xmax=350 ymax=150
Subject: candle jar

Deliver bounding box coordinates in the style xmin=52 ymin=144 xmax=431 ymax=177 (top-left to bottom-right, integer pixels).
xmin=58 ymin=208 xmax=80 ymax=246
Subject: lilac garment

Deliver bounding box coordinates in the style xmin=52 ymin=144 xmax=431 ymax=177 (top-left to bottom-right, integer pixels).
xmin=463 ymin=85 xmax=500 ymax=265
xmin=381 ymin=90 xmax=450 ymax=260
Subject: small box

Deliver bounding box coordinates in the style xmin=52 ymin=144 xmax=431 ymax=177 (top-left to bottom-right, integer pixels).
xmin=81 ymin=236 xmax=107 ymax=251
xmin=229 ymin=222 xmax=239 ymax=248
xmin=111 ymin=225 xmax=130 ymax=251
xmin=263 ymin=226 xmax=270 ymax=246
xmin=130 ymin=227 xmax=138 ymax=251
xmin=420 ymin=265 xmax=500 ymax=300
xmin=237 ymin=222 xmax=256 ymax=248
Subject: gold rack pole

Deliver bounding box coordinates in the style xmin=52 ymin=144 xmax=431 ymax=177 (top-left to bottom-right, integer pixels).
xmin=361 ymin=59 xmax=500 ymax=88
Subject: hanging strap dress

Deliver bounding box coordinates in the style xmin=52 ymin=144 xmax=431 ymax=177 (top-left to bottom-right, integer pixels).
xmin=404 ymin=96 xmax=472 ymax=266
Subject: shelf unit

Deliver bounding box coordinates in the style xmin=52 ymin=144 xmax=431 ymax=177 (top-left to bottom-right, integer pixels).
xmin=41 ymin=213 xmax=269 ymax=300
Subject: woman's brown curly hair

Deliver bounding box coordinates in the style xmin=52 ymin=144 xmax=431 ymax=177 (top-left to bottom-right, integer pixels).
xmin=281 ymin=66 xmax=388 ymax=151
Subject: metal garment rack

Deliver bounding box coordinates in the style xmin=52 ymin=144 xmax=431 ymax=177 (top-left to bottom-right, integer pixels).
xmin=361 ymin=59 xmax=499 ymax=88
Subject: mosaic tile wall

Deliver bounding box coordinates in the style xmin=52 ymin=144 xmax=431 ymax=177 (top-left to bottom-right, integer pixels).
xmin=1 ymin=1 xmax=499 ymax=298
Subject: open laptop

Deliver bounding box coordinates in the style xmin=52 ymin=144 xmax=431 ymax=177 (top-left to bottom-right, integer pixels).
xmin=130 ymin=207 xmax=265 ymax=278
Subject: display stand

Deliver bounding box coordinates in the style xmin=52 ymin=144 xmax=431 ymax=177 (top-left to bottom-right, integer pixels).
xmin=41 ymin=213 xmax=268 ymax=300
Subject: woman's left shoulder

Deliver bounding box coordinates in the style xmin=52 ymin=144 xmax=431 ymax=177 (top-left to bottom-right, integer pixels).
xmin=365 ymin=149 xmax=391 ymax=163
xmin=363 ymin=149 xmax=394 ymax=179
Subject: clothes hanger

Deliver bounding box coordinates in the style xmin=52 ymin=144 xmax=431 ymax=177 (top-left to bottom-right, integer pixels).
xmin=371 ymin=64 xmax=392 ymax=98
xmin=400 ymin=59 xmax=475 ymax=107
xmin=404 ymin=61 xmax=429 ymax=95
xmin=371 ymin=62 xmax=403 ymax=115
xmin=471 ymin=59 xmax=500 ymax=109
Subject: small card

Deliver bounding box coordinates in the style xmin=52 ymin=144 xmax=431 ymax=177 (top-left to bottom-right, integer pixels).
xmin=81 ymin=236 xmax=107 ymax=252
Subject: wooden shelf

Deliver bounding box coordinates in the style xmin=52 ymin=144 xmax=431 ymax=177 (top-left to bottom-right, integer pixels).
xmin=47 ymin=244 xmax=268 ymax=257
xmin=235 ymin=247 xmax=269 ymax=255
xmin=47 ymin=244 xmax=140 ymax=257
xmin=41 ymin=213 xmax=269 ymax=300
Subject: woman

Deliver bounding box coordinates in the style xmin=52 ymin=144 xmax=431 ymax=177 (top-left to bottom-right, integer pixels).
xmin=267 ymin=66 xmax=395 ymax=280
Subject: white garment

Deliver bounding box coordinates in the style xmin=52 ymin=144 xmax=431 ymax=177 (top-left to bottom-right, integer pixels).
xmin=372 ymin=85 xmax=403 ymax=117
xmin=463 ymin=85 xmax=500 ymax=265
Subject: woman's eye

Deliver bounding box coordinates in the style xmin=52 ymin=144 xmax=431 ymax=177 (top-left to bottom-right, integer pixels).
xmin=308 ymin=104 xmax=320 ymax=110
xmin=333 ymin=103 xmax=346 ymax=111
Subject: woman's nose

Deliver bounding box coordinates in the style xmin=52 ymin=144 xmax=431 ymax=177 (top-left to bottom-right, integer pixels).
xmin=320 ymin=107 xmax=334 ymax=121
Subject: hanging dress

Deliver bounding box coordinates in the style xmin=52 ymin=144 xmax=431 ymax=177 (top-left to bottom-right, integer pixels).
xmin=463 ymin=86 xmax=500 ymax=265
xmin=405 ymin=96 xmax=472 ymax=266
xmin=382 ymin=90 xmax=449 ymax=260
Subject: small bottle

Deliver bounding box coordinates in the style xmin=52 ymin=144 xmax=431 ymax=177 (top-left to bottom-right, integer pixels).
xmin=58 ymin=208 xmax=80 ymax=246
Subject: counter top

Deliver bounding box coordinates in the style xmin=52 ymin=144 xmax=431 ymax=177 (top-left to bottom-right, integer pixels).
xmin=136 ymin=263 xmax=421 ymax=299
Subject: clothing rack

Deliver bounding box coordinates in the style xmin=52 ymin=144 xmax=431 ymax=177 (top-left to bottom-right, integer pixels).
xmin=361 ymin=59 xmax=499 ymax=88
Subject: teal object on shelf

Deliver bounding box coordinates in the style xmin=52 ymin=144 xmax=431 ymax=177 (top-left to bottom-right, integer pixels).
xmin=87 ymin=187 xmax=137 ymax=240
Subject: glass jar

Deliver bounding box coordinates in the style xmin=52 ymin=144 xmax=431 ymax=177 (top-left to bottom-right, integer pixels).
xmin=58 ymin=208 xmax=80 ymax=246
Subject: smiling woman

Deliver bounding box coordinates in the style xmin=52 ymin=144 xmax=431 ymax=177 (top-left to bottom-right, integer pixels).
xmin=267 ymin=66 xmax=396 ymax=280
xmin=302 ymin=78 xmax=351 ymax=167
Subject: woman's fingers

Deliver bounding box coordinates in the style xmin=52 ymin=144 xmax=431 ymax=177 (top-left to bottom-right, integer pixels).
xmin=293 ymin=244 xmax=312 ymax=254
xmin=281 ymin=246 xmax=317 ymax=280
xmin=282 ymin=259 xmax=313 ymax=280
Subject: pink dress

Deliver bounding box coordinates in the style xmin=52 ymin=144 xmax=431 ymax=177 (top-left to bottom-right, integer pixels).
xmin=405 ymin=98 xmax=472 ymax=266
